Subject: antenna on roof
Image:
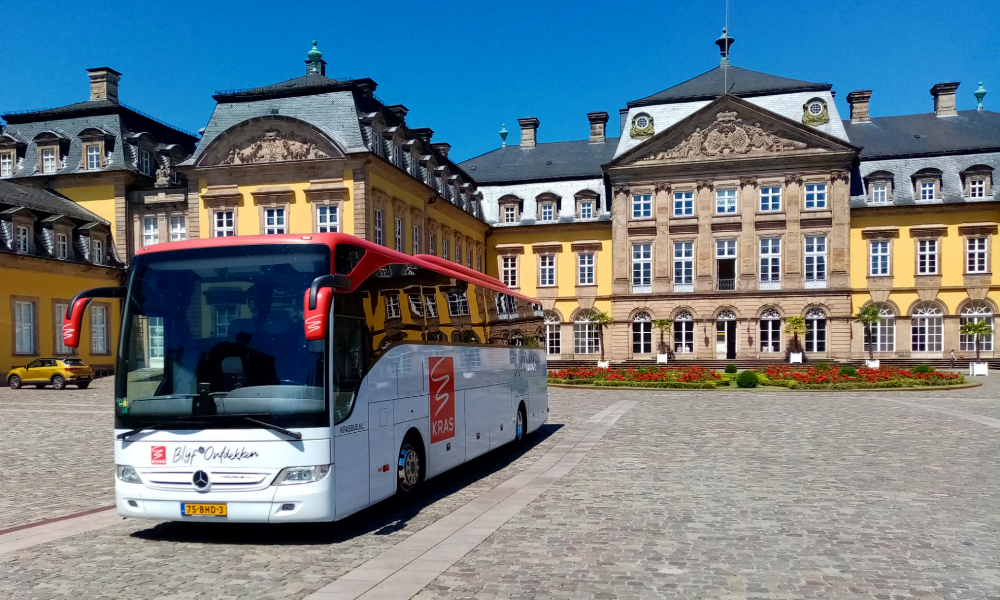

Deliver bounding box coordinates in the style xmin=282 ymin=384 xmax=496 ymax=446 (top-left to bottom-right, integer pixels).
xmin=715 ymin=2 xmax=735 ymax=96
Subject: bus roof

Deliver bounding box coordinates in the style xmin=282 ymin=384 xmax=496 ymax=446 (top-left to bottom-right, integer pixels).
xmin=135 ymin=233 xmax=540 ymax=305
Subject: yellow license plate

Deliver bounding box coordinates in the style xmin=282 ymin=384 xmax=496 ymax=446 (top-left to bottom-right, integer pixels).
xmin=181 ymin=503 xmax=227 ymax=517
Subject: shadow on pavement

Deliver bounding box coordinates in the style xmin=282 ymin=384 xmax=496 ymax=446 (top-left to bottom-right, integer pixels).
xmin=130 ymin=422 xmax=563 ymax=546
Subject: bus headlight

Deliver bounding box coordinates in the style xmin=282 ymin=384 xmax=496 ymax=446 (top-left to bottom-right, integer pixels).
xmin=272 ymin=465 xmax=331 ymax=485
xmin=116 ymin=465 xmax=141 ymax=483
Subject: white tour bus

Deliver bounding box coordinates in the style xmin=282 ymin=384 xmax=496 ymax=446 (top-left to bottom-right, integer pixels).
xmin=63 ymin=233 xmax=547 ymax=522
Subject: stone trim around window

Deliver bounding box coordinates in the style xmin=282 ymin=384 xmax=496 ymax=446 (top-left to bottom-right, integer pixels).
xmin=961 ymin=166 xmax=994 ymax=198
xmin=10 ymin=295 xmax=40 ymax=357
xmin=495 ymin=245 xmax=523 ymax=290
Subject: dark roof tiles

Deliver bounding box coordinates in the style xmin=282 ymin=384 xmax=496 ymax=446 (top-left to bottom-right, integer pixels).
xmin=628 ymin=65 xmax=830 ymax=107
xmin=844 ymin=110 xmax=1000 ymax=158
xmin=459 ymin=138 xmax=620 ymax=184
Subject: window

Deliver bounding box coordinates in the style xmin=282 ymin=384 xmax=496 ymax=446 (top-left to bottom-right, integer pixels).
xmin=579 ymin=201 xmax=593 ymax=220
xmin=969 ymin=179 xmax=986 ymax=198
xmin=871 ymin=183 xmax=888 ymax=204
xmin=424 ymin=294 xmax=438 ymax=318
xmin=394 ymin=218 xmax=403 ymax=252
xmin=169 ymin=215 xmax=186 ymax=242
xmin=501 ymin=256 xmax=517 ymax=287
xmin=631 ymin=242 xmax=652 ymax=293
xmin=371 ymin=130 xmax=384 ymax=157
xmin=0 ymin=152 xmax=12 ymax=177
xmin=674 ymin=310 xmax=694 ymax=353
xmin=864 ymin=304 xmax=895 ymax=353
xmin=412 ymin=225 xmax=421 ymax=254
xmin=443 ymin=240 xmax=450 ymax=261
xmin=631 ymin=194 xmax=652 ymax=218
xmin=503 ymin=205 xmax=517 ymax=223
xmin=391 ymin=144 xmax=402 ymax=168
xmin=967 ymin=237 xmax=988 ymax=273
xmin=385 ymin=295 xmax=400 ymax=319
xmin=759 ymin=238 xmax=781 ymax=285
xmin=41 ymin=148 xmax=56 ymax=173
xmin=870 ymin=240 xmax=890 ymax=276
xmin=374 ymin=209 xmax=384 ymax=246
xmin=407 ymin=294 xmax=424 ymax=317
xmin=540 ymin=203 xmax=555 ymax=222
xmin=715 ymin=188 xmax=737 ymax=214
xmin=673 ymin=191 xmax=693 ymax=216
xmin=960 ymin=302 xmax=994 ymax=352
xmin=805 ymin=308 xmax=827 ymax=352
xmin=759 ymin=309 xmax=781 ymax=353
xmin=54 ymin=302 xmax=71 ymax=355
xmin=139 ymin=149 xmax=152 ymax=175
xmin=477 ymin=253 xmax=482 ymax=272
xmin=804 ymin=236 xmax=826 ymax=286
xmin=577 ymin=252 xmax=595 ymax=285
xmin=264 ymin=208 xmax=285 ymax=234
xmin=760 ymin=186 xmax=781 ymax=211
xmin=573 ymin=311 xmax=600 ymax=354
xmin=14 ymin=300 xmax=35 ymax=354
xmin=15 ymin=225 xmax=30 ymax=254
xmin=428 ymin=233 xmax=437 ymax=256
xmin=495 ymin=294 xmax=518 ymax=319
xmin=544 ymin=314 xmax=561 ymax=355
xmin=317 ymin=205 xmax=338 ymax=233
xmin=911 ymin=304 xmax=943 ymax=353
xmin=673 ymin=241 xmax=694 ymax=290
xmin=455 ymin=243 xmax=462 ymax=263
xmin=214 ymin=210 xmax=235 ymax=237
xmin=142 ymin=216 xmax=159 ymax=246
xmin=409 ymin=152 xmax=421 ymax=178
xmin=632 ymin=311 xmax=652 ymax=354
xmin=86 ymin=144 xmax=101 ymax=170
xmin=804 ymin=183 xmax=827 ymax=209
xmin=91 ymin=239 xmax=103 ymax=265
xmin=213 ymin=304 xmax=238 ymax=337
xmin=91 ymin=305 xmax=108 ymax=354
xmin=56 ymin=233 xmax=68 ymax=259
xmin=919 ymin=181 xmax=935 ymax=201
xmin=716 ymin=239 xmax=737 ymax=258
xmin=447 ymin=292 xmax=470 ymax=316
xmin=917 ymin=239 xmax=938 ymax=274
xmin=467 ymin=249 xmax=473 ymax=268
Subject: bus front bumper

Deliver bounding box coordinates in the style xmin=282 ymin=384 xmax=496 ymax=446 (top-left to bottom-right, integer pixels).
xmin=115 ymin=473 xmax=335 ymax=523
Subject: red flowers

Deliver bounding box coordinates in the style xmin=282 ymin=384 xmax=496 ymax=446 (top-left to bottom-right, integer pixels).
xmin=760 ymin=364 xmax=961 ymax=386
xmin=549 ymin=365 xmax=721 ymax=384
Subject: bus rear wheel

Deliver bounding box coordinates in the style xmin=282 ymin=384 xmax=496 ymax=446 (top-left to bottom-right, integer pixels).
xmin=515 ymin=403 xmax=527 ymax=443
xmin=397 ymin=434 xmax=424 ymax=495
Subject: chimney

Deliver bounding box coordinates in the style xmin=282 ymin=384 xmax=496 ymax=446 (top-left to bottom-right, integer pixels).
xmin=411 ymin=128 xmax=434 ymax=143
xmin=304 ymin=59 xmax=327 ymax=76
xmin=87 ymin=67 xmax=121 ymax=103
xmin=930 ymin=82 xmax=960 ymax=117
xmin=587 ymin=111 xmax=609 ymax=142
xmin=431 ymin=142 xmax=451 ymax=158
xmin=517 ymin=117 xmax=540 ymax=148
xmin=387 ymin=104 xmax=409 ymax=122
xmin=846 ymin=90 xmax=873 ymax=123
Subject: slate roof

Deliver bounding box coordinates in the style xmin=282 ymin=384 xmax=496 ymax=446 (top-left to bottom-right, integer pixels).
xmin=213 ymin=73 xmax=376 ymax=102
xmin=844 ymin=110 xmax=1000 ymax=159
xmin=628 ymin=65 xmax=831 ymax=108
xmin=459 ymin=138 xmax=620 ymax=184
xmin=0 ymin=180 xmax=107 ymax=224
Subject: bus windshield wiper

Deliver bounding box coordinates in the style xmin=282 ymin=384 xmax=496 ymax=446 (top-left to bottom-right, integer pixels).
xmin=117 ymin=420 xmax=208 ymax=440
xmin=177 ymin=414 xmax=303 ymax=440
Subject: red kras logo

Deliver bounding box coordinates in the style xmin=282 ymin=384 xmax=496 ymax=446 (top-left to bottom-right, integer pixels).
xmin=429 ymin=357 xmax=456 ymax=444
xmin=151 ymin=446 xmax=167 ymax=465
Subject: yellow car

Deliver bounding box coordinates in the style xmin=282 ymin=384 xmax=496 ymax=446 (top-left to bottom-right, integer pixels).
xmin=6 ymin=358 xmax=94 ymax=390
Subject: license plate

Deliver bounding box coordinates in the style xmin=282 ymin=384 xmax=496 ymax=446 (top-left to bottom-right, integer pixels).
xmin=181 ymin=503 xmax=227 ymax=517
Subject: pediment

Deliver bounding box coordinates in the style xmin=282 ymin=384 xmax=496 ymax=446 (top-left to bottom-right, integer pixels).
xmin=610 ymin=95 xmax=858 ymax=168
xmin=196 ymin=116 xmax=344 ymax=167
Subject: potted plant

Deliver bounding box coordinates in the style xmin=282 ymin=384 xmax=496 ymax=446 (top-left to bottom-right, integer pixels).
xmin=854 ymin=305 xmax=882 ymax=368
xmin=588 ymin=310 xmax=614 ymax=368
xmin=960 ymin=319 xmax=992 ymax=376
xmin=653 ymin=319 xmax=673 ymax=364
xmin=784 ymin=316 xmax=806 ymax=364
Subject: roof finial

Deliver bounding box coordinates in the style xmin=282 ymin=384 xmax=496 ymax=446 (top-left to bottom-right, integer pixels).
xmin=499 ymin=123 xmax=509 ymax=147
xmin=715 ymin=27 xmax=735 ymax=67
xmin=974 ymin=81 xmax=987 ymax=110
xmin=307 ymin=40 xmax=323 ymax=74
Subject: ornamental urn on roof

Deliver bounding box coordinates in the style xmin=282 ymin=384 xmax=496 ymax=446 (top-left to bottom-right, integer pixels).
xmin=307 ymin=41 xmax=323 ymax=74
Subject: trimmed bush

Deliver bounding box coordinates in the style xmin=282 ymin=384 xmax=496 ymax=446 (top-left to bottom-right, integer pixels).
xmin=838 ymin=365 xmax=857 ymax=377
xmin=813 ymin=362 xmax=830 ymax=371
xmin=736 ymin=371 xmax=759 ymax=388
xmin=725 ymin=364 xmax=738 ymax=374
xmin=912 ymin=364 xmax=934 ymax=374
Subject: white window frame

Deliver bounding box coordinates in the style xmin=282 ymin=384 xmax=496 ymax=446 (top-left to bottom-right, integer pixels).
xmin=385 ymin=294 xmax=400 ymax=319
xmin=966 ymin=237 xmax=988 ymax=273
xmin=545 ymin=315 xmax=561 ymax=355
xmin=86 ymin=144 xmax=101 ymax=170
xmin=673 ymin=191 xmax=693 ymax=216
xmin=139 ymin=149 xmax=152 ymax=176
xmin=501 ymin=256 xmax=518 ymax=288
xmin=805 ymin=310 xmax=827 ymax=352
xmin=631 ymin=194 xmax=652 ymax=219
xmin=969 ymin=178 xmax=986 ymax=198
xmin=169 ymin=215 xmax=186 ymax=241
xmin=0 ymin=152 xmax=12 ymax=177
xmin=142 ymin=215 xmax=159 ymax=246
xmin=407 ymin=294 xmax=424 ymax=317
xmin=540 ymin=203 xmax=554 ymax=222
xmin=910 ymin=306 xmax=943 ymax=353
xmin=443 ymin=240 xmax=450 ymax=261
xmin=447 ymin=292 xmax=470 ymax=316
xmin=716 ymin=239 xmax=737 ymax=259
xmin=960 ymin=305 xmax=994 ymax=352
xmin=424 ymin=294 xmax=438 ymax=318
xmin=503 ymin=204 xmax=517 ymax=223
xmin=213 ymin=210 xmax=235 ymax=237
xmin=804 ymin=235 xmax=827 ymax=286
xmin=14 ymin=300 xmax=35 ymax=354
xmin=577 ymin=252 xmax=595 ymax=285
xmin=579 ymin=201 xmax=593 ymax=220
xmin=715 ymin=188 xmax=737 ymax=214
xmin=54 ymin=302 xmax=71 ymax=355
xmin=632 ymin=312 xmax=653 ymax=354
xmin=15 ymin=225 xmax=30 ymax=254
xmin=759 ymin=186 xmax=781 ymax=212
xmin=759 ymin=313 xmax=781 ymax=353
xmin=804 ymin=183 xmax=827 ymax=209
xmin=673 ymin=241 xmax=694 ymax=290
xmin=917 ymin=238 xmax=938 ymax=275
xmin=374 ymin=209 xmax=384 ymax=246
xmin=674 ymin=316 xmax=694 ymax=354
xmin=871 ymin=183 xmax=888 ymax=204
xmin=56 ymin=233 xmax=68 ymax=259
xmin=865 ymin=306 xmax=896 ymax=353
xmin=394 ymin=217 xmax=403 ymax=252
xmin=317 ymin=205 xmax=338 ymax=233
xmin=213 ymin=304 xmax=238 ymax=337
xmin=759 ymin=237 xmax=781 ymax=285
xmin=631 ymin=242 xmax=652 ymax=293
xmin=412 ymin=225 xmax=421 ymax=254
xmin=91 ymin=305 xmax=108 ymax=354
xmin=41 ymin=148 xmax=57 ymax=174
xmin=919 ymin=181 xmax=936 ymax=201
xmin=870 ymin=240 xmax=890 ymax=276
xmin=573 ymin=314 xmax=600 ymax=354
xmin=264 ymin=208 xmax=286 ymax=235
xmin=91 ymin=238 xmax=103 ymax=265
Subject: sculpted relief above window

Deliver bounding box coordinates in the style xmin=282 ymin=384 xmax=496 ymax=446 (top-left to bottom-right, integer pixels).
xmin=639 ymin=111 xmax=808 ymax=162
xmin=221 ymin=128 xmax=330 ymax=165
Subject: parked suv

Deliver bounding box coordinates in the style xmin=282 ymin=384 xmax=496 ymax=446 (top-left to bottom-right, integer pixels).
xmin=6 ymin=358 xmax=94 ymax=390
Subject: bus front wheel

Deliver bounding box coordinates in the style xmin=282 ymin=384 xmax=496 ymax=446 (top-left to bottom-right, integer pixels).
xmin=397 ymin=434 xmax=424 ymax=495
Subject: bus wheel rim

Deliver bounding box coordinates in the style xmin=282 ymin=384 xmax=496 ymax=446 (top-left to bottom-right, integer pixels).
xmin=399 ymin=445 xmax=419 ymax=490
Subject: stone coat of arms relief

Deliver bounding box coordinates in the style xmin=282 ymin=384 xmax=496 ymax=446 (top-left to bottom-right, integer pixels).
xmin=639 ymin=111 xmax=808 ymax=162
xmin=221 ymin=129 xmax=329 ymax=165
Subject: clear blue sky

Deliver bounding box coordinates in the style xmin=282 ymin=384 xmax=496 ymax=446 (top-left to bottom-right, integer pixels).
xmin=2 ymin=0 xmax=996 ymax=162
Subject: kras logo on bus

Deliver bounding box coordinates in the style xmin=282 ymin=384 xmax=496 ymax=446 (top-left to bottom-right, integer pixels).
xmin=428 ymin=356 xmax=455 ymax=444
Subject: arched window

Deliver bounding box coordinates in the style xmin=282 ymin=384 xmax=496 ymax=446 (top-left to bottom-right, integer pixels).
xmin=573 ymin=309 xmax=600 ymax=354
xmin=960 ymin=301 xmax=994 ymax=352
xmin=865 ymin=303 xmax=896 ymax=353
xmin=544 ymin=312 xmax=561 ymax=356
xmin=674 ymin=310 xmax=694 ymax=354
xmin=760 ymin=308 xmax=781 ymax=353
xmin=805 ymin=308 xmax=827 ymax=352
xmin=717 ymin=309 xmax=736 ymax=320
xmin=911 ymin=302 xmax=944 ymax=353
xmin=632 ymin=311 xmax=652 ymax=354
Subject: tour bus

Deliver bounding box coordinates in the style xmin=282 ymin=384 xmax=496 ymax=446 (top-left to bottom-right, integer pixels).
xmin=62 ymin=233 xmax=547 ymax=523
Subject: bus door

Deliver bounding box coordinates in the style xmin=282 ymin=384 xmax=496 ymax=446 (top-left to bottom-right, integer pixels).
xmin=368 ymin=400 xmax=395 ymax=503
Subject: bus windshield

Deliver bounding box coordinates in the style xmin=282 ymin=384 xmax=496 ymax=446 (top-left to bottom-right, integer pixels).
xmin=115 ymin=244 xmax=331 ymax=430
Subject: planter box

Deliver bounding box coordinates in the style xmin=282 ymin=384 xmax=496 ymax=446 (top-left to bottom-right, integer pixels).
xmin=789 ymin=352 xmax=803 ymax=364
xmin=866 ymin=359 xmax=880 ymax=369
xmin=970 ymin=362 xmax=989 ymax=376
xmin=656 ymin=354 xmax=670 ymax=364
xmin=597 ymin=361 xmax=610 ymax=369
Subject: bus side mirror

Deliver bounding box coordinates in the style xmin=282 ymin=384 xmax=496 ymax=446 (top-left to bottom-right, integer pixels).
xmin=63 ymin=286 xmax=127 ymax=348
xmin=304 ymin=274 xmax=350 ymax=341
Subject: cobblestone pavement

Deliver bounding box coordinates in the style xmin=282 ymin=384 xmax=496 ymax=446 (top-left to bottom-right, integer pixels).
xmin=2 ymin=377 xmax=999 ymax=599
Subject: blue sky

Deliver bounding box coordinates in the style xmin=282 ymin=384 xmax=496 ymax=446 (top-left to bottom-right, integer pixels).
xmin=2 ymin=0 xmax=996 ymax=162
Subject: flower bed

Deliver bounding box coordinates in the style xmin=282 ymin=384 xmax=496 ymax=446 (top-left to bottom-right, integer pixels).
xmin=548 ymin=366 xmax=723 ymax=389
xmin=758 ymin=364 xmax=965 ymax=389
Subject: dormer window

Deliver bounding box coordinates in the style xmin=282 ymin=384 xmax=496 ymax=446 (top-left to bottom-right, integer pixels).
xmin=970 ymin=179 xmax=986 ymax=198
xmin=541 ymin=203 xmax=554 ymax=222
xmin=872 ymin=183 xmax=888 ymax=203
xmin=920 ymin=181 xmax=935 ymax=200
xmin=580 ymin=201 xmax=593 ymax=220
xmin=865 ymin=171 xmax=894 ymax=204
xmin=41 ymin=148 xmax=57 ymax=174
xmin=503 ymin=205 xmax=517 ymax=223
xmin=15 ymin=225 xmax=30 ymax=254
xmin=961 ymin=165 xmax=993 ymax=199
xmin=91 ymin=238 xmax=104 ymax=265
xmin=575 ymin=190 xmax=599 ymax=220
xmin=56 ymin=233 xmax=68 ymax=259
xmin=371 ymin=130 xmax=384 ymax=158
xmin=912 ymin=168 xmax=942 ymax=202
xmin=139 ymin=149 xmax=153 ymax=176
xmin=86 ymin=144 xmax=101 ymax=170
xmin=408 ymin=150 xmax=420 ymax=178
xmin=0 ymin=152 xmax=12 ymax=177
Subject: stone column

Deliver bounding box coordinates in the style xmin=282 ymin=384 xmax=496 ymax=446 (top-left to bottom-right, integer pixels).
xmin=695 ymin=180 xmax=714 ymax=293
xmin=828 ymin=170 xmax=851 ymax=288
xmin=653 ymin=182 xmax=671 ymax=293
xmin=738 ymin=177 xmax=757 ymax=291
xmin=611 ymin=185 xmax=630 ymax=294
xmin=784 ymin=174 xmax=803 ymax=288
